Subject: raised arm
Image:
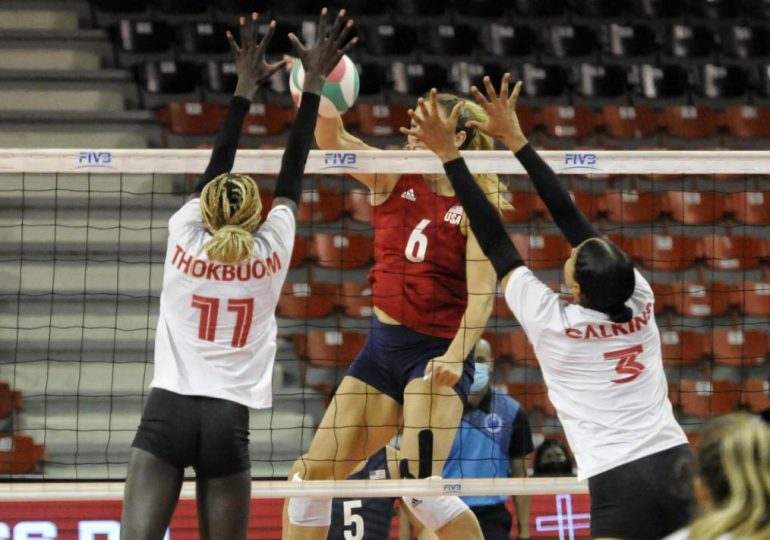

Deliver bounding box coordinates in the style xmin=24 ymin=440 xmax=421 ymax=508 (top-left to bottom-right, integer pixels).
xmin=272 ymin=8 xmax=357 ymax=213
xmin=191 ymin=13 xmax=285 ymax=197
xmin=467 ymin=75 xmax=600 ymax=247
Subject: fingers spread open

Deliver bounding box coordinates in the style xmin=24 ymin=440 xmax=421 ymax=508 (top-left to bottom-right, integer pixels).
xmin=257 ymin=20 xmax=276 ymax=54
xmin=470 ymin=85 xmax=489 ymax=107
xmin=509 ymin=80 xmax=522 ymax=106
xmin=483 ymin=75 xmax=497 ymax=101
xmin=317 ymin=7 xmax=329 ymax=42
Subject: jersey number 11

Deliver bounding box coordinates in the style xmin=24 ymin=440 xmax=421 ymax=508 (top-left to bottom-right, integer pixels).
xmin=191 ymin=294 xmax=254 ymax=348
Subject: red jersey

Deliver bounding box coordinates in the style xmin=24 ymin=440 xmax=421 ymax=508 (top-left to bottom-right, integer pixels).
xmin=370 ymin=174 xmax=468 ymax=338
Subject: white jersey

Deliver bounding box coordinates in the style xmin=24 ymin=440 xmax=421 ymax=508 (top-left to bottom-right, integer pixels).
xmin=505 ymin=266 xmax=686 ymax=480
xmin=151 ymin=199 xmax=295 ymax=409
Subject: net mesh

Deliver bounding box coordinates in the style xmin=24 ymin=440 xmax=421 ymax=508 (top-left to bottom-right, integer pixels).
xmin=1 ymin=149 xmax=769 ymax=484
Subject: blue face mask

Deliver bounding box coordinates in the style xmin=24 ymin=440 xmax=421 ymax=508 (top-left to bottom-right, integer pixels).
xmin=470 ymin=363 xmax=490 ymax=393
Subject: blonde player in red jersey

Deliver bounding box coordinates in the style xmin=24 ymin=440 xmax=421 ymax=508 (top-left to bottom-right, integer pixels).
xmin=120 ymin=10 xmax=356 ymax=540
xmin=401 ymin=75 xmax=697 ymax=540
xmin=283 ymin=94 xmax=512 ymax=538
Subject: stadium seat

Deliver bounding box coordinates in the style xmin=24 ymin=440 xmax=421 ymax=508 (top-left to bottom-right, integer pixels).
xmin=421 ymin=23 xmax=478 ymax=56
xmin=297 ymin=185 xmax=344 ymax=223
xmin=690 ymin=0 xmax=740 ymax=19
xmin=633 ymin=234 xmax=699 ymax=271
xmin=741 ymin=378 xmax=770 ymax=413
xmin=507 ymin=383 xmax=556 ymax=416
xmin=94 ymin=0 xmax=148 ymax=12
xmin=214 ymin=0 xmax=273 ymax=13
xmin=355 ymin=103 xmax=410 ymax=137
xmin=722 ymin=25 xmax=770 ymax=60
xmin=204 ymin=60 xmax=238 ymax=94
xmin=742 ymin=0 xmax=770 ymax=18
xmin=755 ymin=64 xmax=770 ymax=98
xmin=678 ymin=380 xmax=741 ymax=418
xmin=390 ymin=62 xmax=448 ymax=96
xmin=735 ymin=280 xmax=770 ymax=316
xmin=726 ymin=191 xmax=770 ymax=224
xmin=509 ymin=233 xmax=570 ymax=270
xmin=155 ymin=0 xmax=209 ymax=14
xmin=662 ymin=23 xmax=715 ymax=60
xmin=502 ymin=190 xmax=537 ymax=223
xmin=669 ymin=281 xmax=734 ymax=318
xmin=540 ymin=105 xmax=597 ymax=139
xmin=450 ymin=61 xmax=505 ymax=95
xmin=492 ymin=293 xmax=514 ymax=319
xmin=600 ymin=23 xmax=657 ymax=59
xmin=631 ymin=0 xmax=685 ymax=18
xmin=602 ymin=105 xmax=658 ymax=139
xmin=481 ymin=24 xmax=539 ymax=58
xmin=157 ymin=102 xmax=224 ymax=135
xmin=514 ymin=0 xmax=566 ymax=18
xmin=0 ymin=383 xmax=22 ymax=419
xmin=242 ymin=103 xmax=287 ymax=136
xmin=662 ymin=106 xmax=719 ymax=139
xmin=659 ymin=329 xmax=707 ymax=367
xmin=601 ymin=190 xmax=663 ymax=224
xmin=114 ymin=20 xmax=173 ymax=53
xmin=339 ymin=281 xmax=373 ymax=318
xmin=138 ymin=60 xmax=200 ymax=95
xmin=455 ymin=0 xmax=508 ymax=18
xmin=711 ymin=328 xmax=769 ymax=367
xmin=344 ymin=188 xmax=372 ymax=223
xmin=537 ymin=190 xmax=600 ymax=221
xmin=572 ymin=64 xmax=628 ymax=99
xmin=0 ymin=434 xmax=44 ymax=474
xmin=362 ymin=24 xmax=417 ymax=56
xmin=723 ymin=106 xmax=770 ymax=139
xmin=486 ymin=330 xmax=538 ymax=367
xmin=394 ymin=0 xmax=448 ymax=16
xmin=692 ymin=64 xmax=748 ymax=99
xmin=312 ymin=233 xmax=373 ymax=269
xmin=177 ymin=22 xmax=231 ymax=54
xmin=664 ymin=191 xmax=726 ymax=224
xmin=290 ymin=235 xmax=310 ymax=268
xmin=278 ymin=281 xmax=339 ymax=319
xmin=520 ymin=64 xmax=568 ymax=98
xmin=699 ymin=234 xmax=766 ymax=271
xmin=293 ymin=331 xmax=368 ymax=368
xmin=543 ymin=24 xmax=597 ymax=59
xmin=650 ymin=282 xmax=676 ymax=314
xmin=631 ymin=64 xmax=689 ymax=99
xmin=572 ymin=0 xmax=626 ymax=17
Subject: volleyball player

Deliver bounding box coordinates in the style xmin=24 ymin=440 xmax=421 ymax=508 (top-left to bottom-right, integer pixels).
xmin=120 ymin=10 xmax=356 ymax=540
xmin=400 ymin=75 xmax=696 ymax=539
xmin=285 ymin=92 xmax=512 ymax=538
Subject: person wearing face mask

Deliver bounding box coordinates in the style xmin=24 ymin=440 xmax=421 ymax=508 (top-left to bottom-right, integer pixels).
xmin=532 ymin=438 xmax=575 ymax=477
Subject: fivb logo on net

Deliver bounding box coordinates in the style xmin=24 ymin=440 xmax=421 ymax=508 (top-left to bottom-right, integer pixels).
xmin=76 ymin=150 xmax=114 ymax=169
xmin=562 ymin=153 xmax=599 ymax=171
xmin=322 ymin=151 xmax=358 ymax=170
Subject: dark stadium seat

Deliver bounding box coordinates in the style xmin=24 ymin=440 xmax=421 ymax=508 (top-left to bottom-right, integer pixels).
xmin=735 ymin=280 xmax=770 ymax=316
xmin=294 ymin=331 xmax=368 ymax=368
xmin=242 ymin=103 xmax=287 ymax=136
xmin=670 ymin=281 xmax=734 ymax=318
xmin=502 ymin=190 xmax=537 ymax=223
xmin=662 ymin=106 xmax=719 ymax=139
xmin=600 ymin=23 xmax=657 ymax=60
xmin=631 ymin=0 xmax=685 ymax=18
xmin=356 ymin=63 xmax=387 ymax=97
xmin=520 ymin=64 xmax=568 ymax=98
xmin=633 ymin=234 xmax=699 ymax=271
xmin=699 ymin=234 xmax=766 ymax=271
xmin=344 ymin=188 xmax=373 ymax=223
xmin=94 ymin=0 xmax=148 ymax=13
xmin=297 ymin=185 xmax=344 ymax=223
xmin=508 ymin=383 xmax=556 ymax=416
xmin=755 ymin=64 xmax=770 ymax=98
xmin=711 ymin=328 xmax=769 ymax=368
xmin=741 ymin=0 xmax=770 ymax=18
xmin=664 ymin=191 xmax=726 ymax=224
xmin=355 ymin=103 xmax=409 ymax=137
xmin=690 ymin=0 xmax=740 ymax=19
xmin=312 ymin=233 xmax=374 ymax=269
xmin=659 ymin=329 xmax=707 ymax=367
xmin=481 ymin=24 xmax=539 ymax=58
xmin=339 ymin=282 xmax=373 ymax=318
xmin=155 ymin=0 xmax=209 ymax=14
xmin=290 ymin=235 xmax=310 ymax=268
xmin=572 ymin=0 xmax=626 ymax=17
xmin=450 ymin=61 xmax=505 ymax=95
xmin=727 ymin=191 xmax=770 ymax=224
xmin=723 ymin=106 xmax=770 ymax=139
xmin=572 ymin=63 xmax=628 ymax=99
xmin=278 ymin=281 xmax=339 ymax=319
xmin=138 ymin=60 xmax=200 ymax=95
xmin=394 ymin=0 xmax=447 ymax=17
xmin=114 ymin=20 xmax=173 ymax=53
xmin=509 ymin=233 xmax=570 ymax=270
xmin=662 ymin=23 xmax=715 ymax=60
xmin=539 ymin=105 xmax=597 ymax=139
xmin=362 ymin=24 xmax=417 ymax=56
xmin=177 ymin=22 xmax=232 ymax=54
xmin=601 ymin=190 xmax=663 ymax=224
xmin=602 ymin=105 xmax=658 ymax=139
xmin=741 ymin=378 xmax=770 ymax=413
xmin=271 ymin=0 xmax=326 ymax=15
xmin=543 ymin=24 xmax=597 ymax=59
xmin=214 ymin=0 xmax=273 ymax=13
xmin=454 ymin=0 xmax=508 ymax=18
xmin=692 ymin=64 xmax=749 ymax=99
xmin=678 ymin=380 xmax=741 ymax=418
xmin=390 ymin=62 xmax=448 ymax=96
xmin=205 ymin=60 xmax=237 ymax=94
xmin=722 ymin=25 xmax=770 ymax=60
xmin=157 ymin=102 xmax=224 ymax=135
xmin=421 ymin=23 xmax=478 ymax=56
xmin=513 ymin=0 xmax=566 ymax=18
xmin=631 ymin=64 xmax=689 ymax=100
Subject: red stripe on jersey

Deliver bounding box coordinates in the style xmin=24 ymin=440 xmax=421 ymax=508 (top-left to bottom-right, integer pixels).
xmin=228 ymin=298 xmax=255 ymax=348
xmin=191 ymin=295 xmax=219 ymax=342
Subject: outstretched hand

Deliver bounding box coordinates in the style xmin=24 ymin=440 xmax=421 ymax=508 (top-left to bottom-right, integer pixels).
xmin=399 ymin=88 xmax=463 ymax=162
xmin=289 ymin=8 xmax=357 ymax=95
xmin=468 ymin=73 xmax=528 ymax=152
xmin=227 ymin=13 xmax=286 ymax=99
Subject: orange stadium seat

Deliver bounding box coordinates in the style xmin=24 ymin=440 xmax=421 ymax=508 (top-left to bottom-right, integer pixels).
xmin=678 ymin=380 xmax=741 ymax=418
xmin=734 ymin=280 xmax=770 ymax=316
xmin=662 ymin=106 xmax=719 ymax=139
xmin=344 ymin=189 xmax=372 ymax=223
xmin=601 ymin=190 xmax=664 ymax=224
xmin=0 ymin=435 xmax=45 ymax=475
xmin=0 ymin=383 xmax=22 ymax=419
xmin=507 ymin=382 xmax=556 ymax=416
xmin=492 ymin=293 xmax=514 ymax=320
xmin=669 ymin=281 xmax=734 ymax=318
xmin=727 ymin=191 xmax=770 ymax=224
xmin=483 ymin=329 xmax=537 ymax=367
xmin=538 ymin=190 xmax=600 ymax=222
xmin=540 ymin=105 xmax=597 ymax=139
xmin=297 ymin=185 xmax=344 ymax=223
xmin=277 ymin=282 xmax=339 ymax=319
xmin=312 ymin=233 xmax=374 ymax=269
xmin=158 ymin=102 xmax=224 ymax=136
xmin=510 ymin=233 xmax=570 ymax=270
xmin=355 ymin=103 xmax=410 ymax=137
xmin=339 ymin=282 xmax=374 ymax=318
xmin=699 ymin=234 xmax=766 ymax=271
xmin=290 ymin=235 xmax=310 ymax=268
xmin=501 ymin=190 xmax=537 ymax=223
xmin=602 ymin=105 xmax=658 ymax=139
xmin=659 ymin=328 xmax=707 ymax=367
xmin=741 ymin=378 xmax=770 ymax=413
xmin=711 ymin=328 xmax=769 ymax=368
xmin=294 ymin=331 xmax=368 ymax=368
xmin=633 ymin=234 xmax=699 ymax=271
xmin=664 ymin=191 xmax=726 ymax=224
xmin=242 ymin=103 xmax=287 ymax=136
xmin=650 ymin=282 xmax=676 ymax=314
xmin=723 ymin=105 xmax=770 ymax=139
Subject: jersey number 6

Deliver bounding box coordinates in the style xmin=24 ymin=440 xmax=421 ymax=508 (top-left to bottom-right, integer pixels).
xmin=405 ymin=219 xmax=430 ymax=263
xmin=191 ymin=294 xmax=254 ymax=348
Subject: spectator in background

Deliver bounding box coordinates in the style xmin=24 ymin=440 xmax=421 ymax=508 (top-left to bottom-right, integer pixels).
xmin=532 ymin=438 xmax=574 ymax=477
xmin=664 ymin=412 xmax=770 ymax=540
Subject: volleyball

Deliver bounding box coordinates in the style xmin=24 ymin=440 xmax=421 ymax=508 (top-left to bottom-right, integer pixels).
xmin=289 ymin=54 xmax=359 ymax=118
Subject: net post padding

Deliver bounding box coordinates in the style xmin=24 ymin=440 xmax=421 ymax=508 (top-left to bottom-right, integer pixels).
xmin=0 ymin=477 xmax=588 ymax=501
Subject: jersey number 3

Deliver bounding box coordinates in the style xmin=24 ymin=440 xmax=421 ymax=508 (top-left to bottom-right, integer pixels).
xmin=604 ymin=344 xmax=645 ymax=384
xmin=405 ymin=219 xmax=430 ymax=263
xmin=191 ymin=295 xmax=254 ymax=348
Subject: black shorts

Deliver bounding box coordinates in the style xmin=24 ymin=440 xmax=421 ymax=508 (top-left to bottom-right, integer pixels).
xmin=588 ymin=443 xmax=696 ymax=539
xmin=470 ymin=503 xmax=512 ymax=540
xmin=132 ymin=388 xmax=250 ymax=479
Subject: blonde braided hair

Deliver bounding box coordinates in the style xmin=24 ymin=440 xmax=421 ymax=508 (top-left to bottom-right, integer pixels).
xmin=200 ymin=173 xmax=262 ymax=264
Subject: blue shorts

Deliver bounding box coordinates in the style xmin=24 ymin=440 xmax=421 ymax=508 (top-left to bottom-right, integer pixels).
xmin=347 ymin=316 xmax=475 ymax=404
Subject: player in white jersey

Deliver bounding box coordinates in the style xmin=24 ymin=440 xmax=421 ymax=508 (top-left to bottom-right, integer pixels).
xmin=400 ymin=76 xmax=696 ymax=539
xmin=119 ymin=10 xmax=356 ymax=540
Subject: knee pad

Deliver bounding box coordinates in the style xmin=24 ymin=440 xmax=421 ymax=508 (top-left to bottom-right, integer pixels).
xmin=287 ymin=473 xmax=332 ymax=527
xmin=401 ymin=477 xmax=469 ymax=532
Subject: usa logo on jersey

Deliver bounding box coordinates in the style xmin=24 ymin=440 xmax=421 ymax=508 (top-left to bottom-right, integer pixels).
xmin=444 ymin=204 xmax=463 ymax=226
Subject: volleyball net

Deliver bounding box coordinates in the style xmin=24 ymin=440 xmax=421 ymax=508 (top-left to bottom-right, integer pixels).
xmin=1 ymin=149 xmax=769 ymax=506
